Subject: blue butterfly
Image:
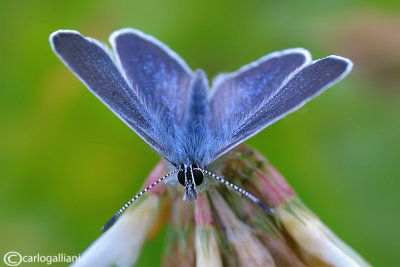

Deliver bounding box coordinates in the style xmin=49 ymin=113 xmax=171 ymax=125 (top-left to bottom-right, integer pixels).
xmin=49 ymin=28 xmax=352 ymax=231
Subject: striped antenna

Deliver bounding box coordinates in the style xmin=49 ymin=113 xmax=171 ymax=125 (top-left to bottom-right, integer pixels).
xmin=200 ymin=168 xmax=275 ymax=215
xmin=101 ymin=169 xmax=178 ymax=232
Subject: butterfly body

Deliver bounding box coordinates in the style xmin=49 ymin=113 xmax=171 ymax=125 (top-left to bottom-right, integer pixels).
xmin=49 ymin=28 xmax=353 ymax=226
xmin=167 ymin=70 xmax=211 ymax=168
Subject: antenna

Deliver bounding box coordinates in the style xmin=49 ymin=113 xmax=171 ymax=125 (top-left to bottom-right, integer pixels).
xmin=200 ymin=168 xmax=275 ymax=215
xmin=101 ymin=169 xmax=178 ymax=232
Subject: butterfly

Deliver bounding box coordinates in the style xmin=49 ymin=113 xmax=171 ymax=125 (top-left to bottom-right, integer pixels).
xmin=49 ymin=28 xmax=352 ymax=231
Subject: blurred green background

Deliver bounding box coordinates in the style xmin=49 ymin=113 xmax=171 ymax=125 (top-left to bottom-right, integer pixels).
xmin=1 ymin=0 xmax=399 ymax=266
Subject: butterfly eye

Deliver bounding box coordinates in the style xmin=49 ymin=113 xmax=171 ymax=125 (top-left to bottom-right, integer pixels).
xmin=193 ymin=169 xmax=203 ymax=186
xmin=177 ymin=169 xmax=185 ymax=186
xmin=191 ymin=164 xmax=199 ymax=169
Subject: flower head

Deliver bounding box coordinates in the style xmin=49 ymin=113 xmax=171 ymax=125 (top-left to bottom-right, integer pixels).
xmin=72 ymin=145 xmax=370 ymax=267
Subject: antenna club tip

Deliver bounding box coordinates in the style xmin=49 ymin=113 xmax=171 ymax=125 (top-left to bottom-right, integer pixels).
xmin=100 ymin=169 xmax=177 ymax=233
xmin=101 ymin=214 xmax=119 ymax=233
xmin=256 ymin=200 xmax=275 ymax=216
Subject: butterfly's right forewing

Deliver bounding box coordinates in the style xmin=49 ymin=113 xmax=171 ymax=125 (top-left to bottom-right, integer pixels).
xmin=49 ymin=30 xmax=172 ymax=160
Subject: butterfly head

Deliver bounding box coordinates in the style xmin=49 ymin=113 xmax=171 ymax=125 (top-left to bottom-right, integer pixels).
xmin=177 ymin=163 xmax=204 ymax=201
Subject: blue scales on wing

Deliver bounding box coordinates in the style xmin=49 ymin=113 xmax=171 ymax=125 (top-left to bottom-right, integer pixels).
xmin=110 ymin=29 xmax=198 ymax=165
xmin=49 ymin=30 xmax=173 ymax=162
xmin=50 ymin=29 xmax=213 ymax=166
xmin=50 ymin=29 xmax=353 ymax=168
xmin=208 ymin=49 xmax=353 ymax=163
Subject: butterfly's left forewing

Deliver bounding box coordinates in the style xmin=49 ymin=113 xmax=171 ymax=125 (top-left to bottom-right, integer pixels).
xmin=208 ymin=53 xmax=353 ymax=162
